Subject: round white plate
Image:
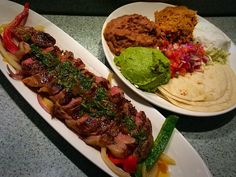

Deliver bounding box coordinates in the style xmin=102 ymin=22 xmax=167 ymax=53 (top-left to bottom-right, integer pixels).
xmin=0 ymin=1 xmax=212 ymax=177
xmin=101 ymin=2 xmax=236 ymax=117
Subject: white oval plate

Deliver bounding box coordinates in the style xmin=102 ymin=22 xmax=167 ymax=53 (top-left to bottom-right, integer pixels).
xmin=0 ymin=1 xmax=212 ymax=177
xmin=101 ymin=2 xmax=236 ymax=117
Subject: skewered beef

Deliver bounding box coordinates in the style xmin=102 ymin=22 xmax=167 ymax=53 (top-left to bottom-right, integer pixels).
xmin=12 ymin=26 xmax=56 ymax=47
xmin=12 ymin=27 xmax=154 ymax=162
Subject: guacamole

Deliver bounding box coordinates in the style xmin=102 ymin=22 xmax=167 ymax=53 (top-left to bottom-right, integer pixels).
xmin=114 ymin=47 xmax=171 ymax=92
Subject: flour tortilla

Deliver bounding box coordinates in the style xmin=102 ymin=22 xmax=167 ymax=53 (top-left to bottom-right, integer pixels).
xmin=158 ymin=64 xmax=236 ymax=112
xmin=159 ymin=64 xmax=228 ymax=102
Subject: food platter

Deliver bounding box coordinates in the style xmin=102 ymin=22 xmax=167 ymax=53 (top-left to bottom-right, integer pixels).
xmin=101 ymin=2 xmax=236 ymax=117
xmin=0 ymin=1 xmax=212 ymax=177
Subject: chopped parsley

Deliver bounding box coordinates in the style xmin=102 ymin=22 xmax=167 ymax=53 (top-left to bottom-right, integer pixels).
xmin=133 ymin=129 xmax=147 ymax=142
xmin=23 ymin=34 xmax=31 ymax=42
xmin=78 ymin=86 xmax=115 ymax=118
xmin=55 ymin=61 xmax=78 ymax=90
xmin=30 ymin=44 xmax=92 ymax=91
xmin=95 ymin=87 xmax=107 ymax=101
xmin=123 ymin=116 xmax=136 ymax=131
xmin=30 ymin=44 xmax=60 ymax=70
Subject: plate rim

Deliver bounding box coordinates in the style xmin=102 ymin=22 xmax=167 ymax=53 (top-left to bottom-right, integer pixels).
xmin=101 ymin=1 xmax=236 ymax=117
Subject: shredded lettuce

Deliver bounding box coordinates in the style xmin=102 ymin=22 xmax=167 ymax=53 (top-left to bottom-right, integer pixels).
xmin=206 ymin=47 xmax=229 ymax=64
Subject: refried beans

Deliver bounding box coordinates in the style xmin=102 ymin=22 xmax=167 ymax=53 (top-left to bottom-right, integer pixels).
xmin=103 ymin=14 xmax=159 ymax=55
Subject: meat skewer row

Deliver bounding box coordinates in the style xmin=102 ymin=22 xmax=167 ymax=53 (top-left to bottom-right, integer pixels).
xmin=0 ymin=3 xmax=177 ymax=177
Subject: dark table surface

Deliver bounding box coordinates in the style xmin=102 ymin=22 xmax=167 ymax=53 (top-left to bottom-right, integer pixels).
xmin=0 ymin=11 xmax=236 ymax=177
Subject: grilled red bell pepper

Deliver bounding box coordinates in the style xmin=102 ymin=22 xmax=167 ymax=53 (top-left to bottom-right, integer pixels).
xmin=2 ymin=3 xmax=29 ymax=53
xmin=108 ymin=154 xmax=138 ymax=173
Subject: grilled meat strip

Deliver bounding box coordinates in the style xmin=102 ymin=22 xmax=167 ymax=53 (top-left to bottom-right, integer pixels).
xmin=15 ymin=27 xmax=153 ymax=162
xmin=12 ymin=26 xmax=56 ymax=48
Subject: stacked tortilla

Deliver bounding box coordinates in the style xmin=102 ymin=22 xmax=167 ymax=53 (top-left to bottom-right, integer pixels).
xmin=158 ymin=63 xmax=236 ymax=112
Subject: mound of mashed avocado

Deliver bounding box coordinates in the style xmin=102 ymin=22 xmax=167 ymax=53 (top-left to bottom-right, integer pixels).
xmin=114 ymin=47 xmax=170 ymax=92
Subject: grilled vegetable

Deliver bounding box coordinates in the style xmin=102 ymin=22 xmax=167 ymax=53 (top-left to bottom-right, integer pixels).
xmin=2 ymin=3 xmax=29 ymax=53
xmin=0 ymin=37 xmax=21 ymax=70
xmin=135 ymin=115 xmax=178 ymax=176
xmin=145 ymin=115 xmax=178 ymax=170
